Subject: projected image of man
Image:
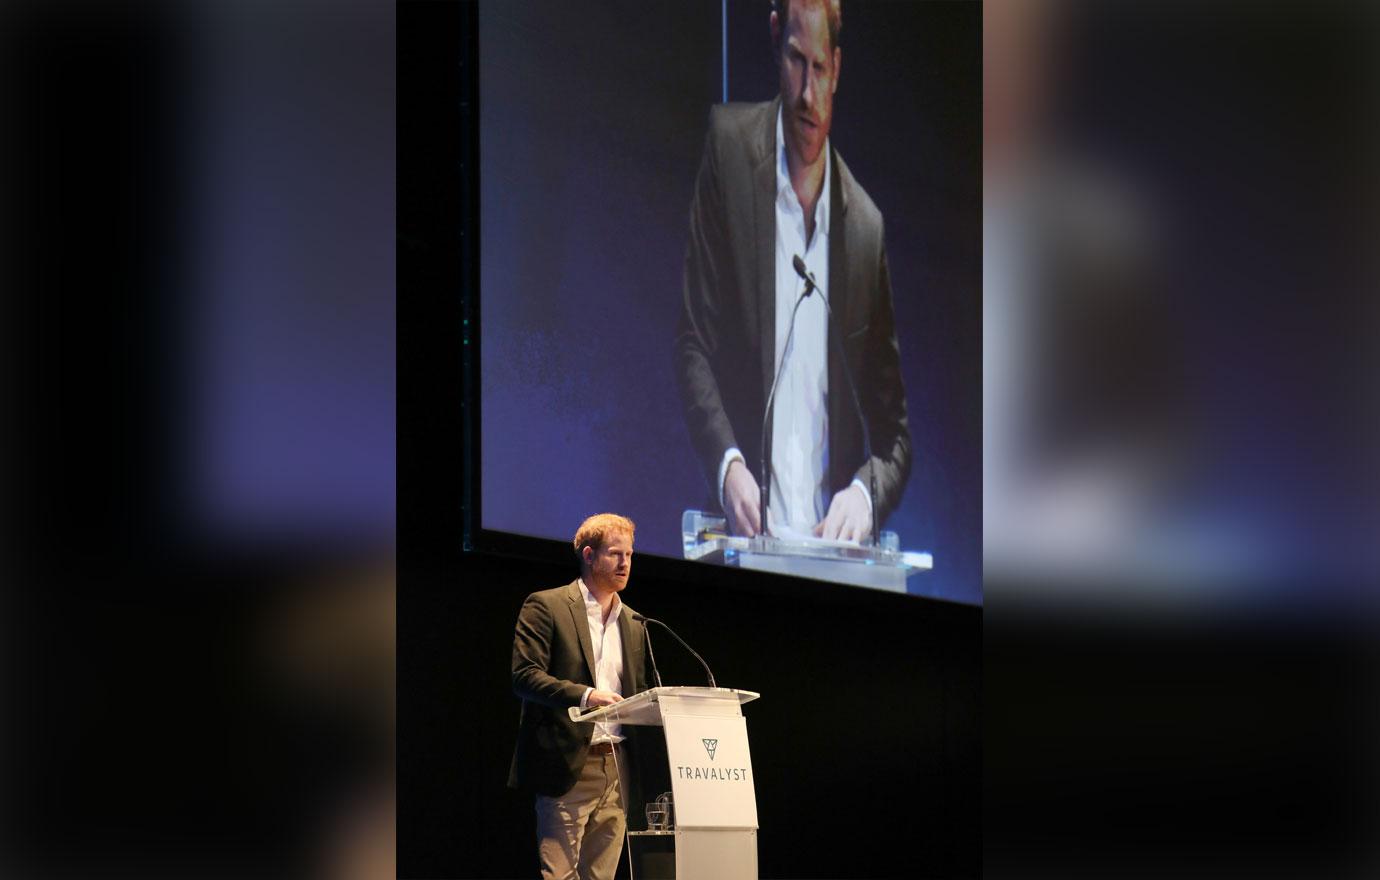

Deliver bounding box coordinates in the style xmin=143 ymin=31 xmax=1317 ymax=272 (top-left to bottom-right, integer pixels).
xmin=675 ymin=0 xmax=911 ymax=543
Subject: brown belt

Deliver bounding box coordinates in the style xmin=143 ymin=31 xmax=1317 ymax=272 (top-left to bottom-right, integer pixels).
xmin=589 ymin=741 xmax=616 ymax=756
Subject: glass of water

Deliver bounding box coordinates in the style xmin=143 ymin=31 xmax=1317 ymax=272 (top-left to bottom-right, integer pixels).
xmin=645 ymin=803 xmax=668 ymax=831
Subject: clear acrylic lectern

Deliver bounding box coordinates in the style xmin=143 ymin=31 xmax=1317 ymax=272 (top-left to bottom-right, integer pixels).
xmin=570 ymin=686 xmax=761 ymax=879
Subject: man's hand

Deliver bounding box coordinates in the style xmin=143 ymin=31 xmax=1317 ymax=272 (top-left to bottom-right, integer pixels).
xmin=814 ymin=484 xmax=872 ymax=543
xmin=587 ymin=690 xmax=624 ymax=708
xmin=722 ymin=458 xmax=762 ymax=537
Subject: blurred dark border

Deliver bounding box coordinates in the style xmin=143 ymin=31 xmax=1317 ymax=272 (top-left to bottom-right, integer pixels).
xmin=983 ymin=1 xmax=1380 ymax=877
xmin=6 ymin=1 xmax=395 ymax=877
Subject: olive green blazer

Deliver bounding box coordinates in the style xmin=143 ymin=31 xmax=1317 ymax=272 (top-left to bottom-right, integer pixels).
xmin=508 ymin=580 xmax=649 ymax=798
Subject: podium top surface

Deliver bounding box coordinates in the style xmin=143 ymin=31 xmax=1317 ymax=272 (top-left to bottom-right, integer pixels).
xmin=567 ymin=686 xmax=759 ymax=726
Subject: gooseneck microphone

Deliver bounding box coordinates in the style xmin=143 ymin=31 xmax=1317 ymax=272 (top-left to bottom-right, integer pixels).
xmin=791 ymin=255 xmax=879 ymax=547
xmin=641 ymin=618 xmax=664 ymax=689
xmin=758 ymin=268 xmax=817 ymax=538
xmin=790 ymin=254 xmax=813 ymax=291
xmin=631 ymin=614 xmax=717 ymax=689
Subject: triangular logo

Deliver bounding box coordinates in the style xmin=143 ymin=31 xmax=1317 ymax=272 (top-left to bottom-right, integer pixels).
xmin=702 ymin=738 xmax=719 ymax=760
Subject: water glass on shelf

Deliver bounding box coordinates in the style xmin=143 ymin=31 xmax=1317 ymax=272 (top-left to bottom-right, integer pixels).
xmin=645 ymin=803 xmax=669 ymax=831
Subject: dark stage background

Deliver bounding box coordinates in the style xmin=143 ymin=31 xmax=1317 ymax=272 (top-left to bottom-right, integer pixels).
xmin=398 ymin=2 xmax=982 ymax=877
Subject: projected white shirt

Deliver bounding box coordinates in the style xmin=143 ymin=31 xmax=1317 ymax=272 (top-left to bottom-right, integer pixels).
xmin=768 ymin=107 xmax=832 ymax=537
xmin=718 ymin=109 xmax=870 ymax=539
xmin=576 ymin=578 xmax=625 ymax=744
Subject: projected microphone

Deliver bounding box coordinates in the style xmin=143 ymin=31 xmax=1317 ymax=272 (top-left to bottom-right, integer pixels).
xmin=631 ymin=614 xmax=716 ymax=689
xmin=791 ymin=255 xmax=879 ymax=547
xmin=791 ymin=254 xmax=815 ymax=294
xmin=758 ymin=267 xmax=817 ymax=539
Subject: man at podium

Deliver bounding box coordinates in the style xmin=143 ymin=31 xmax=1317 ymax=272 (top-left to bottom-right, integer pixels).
xmin=509 ymin=513 xmax=651 ymax=880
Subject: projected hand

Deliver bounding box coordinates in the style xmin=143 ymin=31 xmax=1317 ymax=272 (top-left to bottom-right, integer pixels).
xmin=722 ymin=458 xmax=762 ymax=537
xmin=814 ymin=484 xmax=872 ymax=543
xmin=587 ymin=690 xmax=624 ymax=708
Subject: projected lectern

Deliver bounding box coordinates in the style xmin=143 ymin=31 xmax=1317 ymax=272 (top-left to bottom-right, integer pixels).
xmin=570 ymin=686 xmax=760 ymax=879
xmin=680 ymin=510 xmax=933 ymax=593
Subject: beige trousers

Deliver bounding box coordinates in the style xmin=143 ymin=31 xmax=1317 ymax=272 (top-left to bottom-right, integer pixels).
xmin=535 ymin=746 xmax=630 ymax=880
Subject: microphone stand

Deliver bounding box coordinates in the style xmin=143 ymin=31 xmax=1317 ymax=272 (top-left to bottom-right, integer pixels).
xmin=642 ymin=623 xmax=664 ymax=689
xmin=758 ymin=287 xmax=814 ymax=541
xmin=633 ymin=614 xmax=717 ymax=689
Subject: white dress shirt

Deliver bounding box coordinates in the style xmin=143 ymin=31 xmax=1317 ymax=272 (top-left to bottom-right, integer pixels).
xmin=719 ymin=109 xmax=870 ymax=538
xmin=576 ymin=579 xmax=625 ymax=744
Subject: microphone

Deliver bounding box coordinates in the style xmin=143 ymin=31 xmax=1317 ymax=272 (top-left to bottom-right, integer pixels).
xmin=790 ymin=256 xmax=879 ymax=547
xmin=632 ymin=614 xmax=717 ymax=689
xmin=758 ymin=267 xmax=816 ymax=539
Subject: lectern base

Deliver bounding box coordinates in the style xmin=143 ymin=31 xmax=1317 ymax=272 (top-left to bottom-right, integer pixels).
xmin=678 ymin=829 xmax=757 ymax=880
xmin=628 ymin=829 xmax=757 ymax=879
xmin=628 ymin=832 xmax=675 ymax=879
